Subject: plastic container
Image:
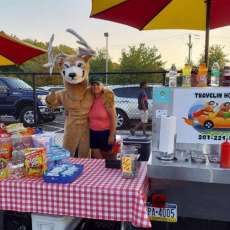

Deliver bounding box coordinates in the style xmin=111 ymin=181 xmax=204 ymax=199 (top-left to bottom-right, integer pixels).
xmin=8 ymin=160 xmax=25 ymax=179
xmin=210 ymin=62 xmax=220 ymax=87
xmin=32 ymin=132 xmax=55 ymax=153
xmin=12 ymin=134 xmax=33 ymax=151
xmin=196 ymin=63 xmax=208 ymax=87
xmin=220 ymin=140 xmax=230 ymax=168
xmin=182 ymin=64 xmax=192 ymax=87
xmin=31 ymin=214 xmax=78 ymax=230
xmin=121 ymin=145 xmax=139 ymax=178
xmin=46 ymin=145 xmax=70 ymax=170
xmin=122 ymin=135 xmax=151 ymax=161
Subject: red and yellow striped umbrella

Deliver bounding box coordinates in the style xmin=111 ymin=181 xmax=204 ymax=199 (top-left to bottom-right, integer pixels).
xmin=0 ymin=31 xmax=46 ymax=66
xmin=91 ymin=0 xmax=230 ymax=63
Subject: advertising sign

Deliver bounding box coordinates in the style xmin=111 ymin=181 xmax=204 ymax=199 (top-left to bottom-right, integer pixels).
xmin=173 ymin=88 xmax=230 ymax=144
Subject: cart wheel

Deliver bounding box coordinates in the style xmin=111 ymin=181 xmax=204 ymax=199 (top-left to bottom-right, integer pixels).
xmin=204 ymin=120 xmax=214 ymax=129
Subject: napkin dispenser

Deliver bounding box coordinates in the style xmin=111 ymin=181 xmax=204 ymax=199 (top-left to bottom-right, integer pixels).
xmin=105 ymin=159 xmax=121 ymax=169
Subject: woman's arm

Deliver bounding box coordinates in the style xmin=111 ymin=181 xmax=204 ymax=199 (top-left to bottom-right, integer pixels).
xmin=107 ymin=106 xmax=117 ymax=144
xmin=103 ymin=88 xmax=117 ymax=144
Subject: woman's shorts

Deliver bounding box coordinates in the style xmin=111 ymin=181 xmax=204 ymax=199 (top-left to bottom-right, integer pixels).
xmin=140 ymin=110 xmax=148 ymax=123
xmin=90 ymin=129 xmax=112 ymax=151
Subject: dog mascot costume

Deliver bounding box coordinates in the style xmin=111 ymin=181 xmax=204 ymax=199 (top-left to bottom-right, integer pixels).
xmin=45 ymin=29 xmax=115 ymax=158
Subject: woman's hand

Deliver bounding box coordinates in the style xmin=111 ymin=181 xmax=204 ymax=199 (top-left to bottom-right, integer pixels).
xmin=108 ymin=134 xmax=115 ymax=145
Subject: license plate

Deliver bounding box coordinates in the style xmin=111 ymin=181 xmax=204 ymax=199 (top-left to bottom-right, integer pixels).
xmin=147 ymin=203 xmax=177 ymax=222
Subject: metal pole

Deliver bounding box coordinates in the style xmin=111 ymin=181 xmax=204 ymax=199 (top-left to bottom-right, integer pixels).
xmin=187 ymin=34 xmax=192 ymax=64
xmin=32 ymin=73 xmax=38 ymax=127
xmin=205 ymin=0 xmax=211 ymax=66
xmin=104 ymin=32 xmax=109 ymax=85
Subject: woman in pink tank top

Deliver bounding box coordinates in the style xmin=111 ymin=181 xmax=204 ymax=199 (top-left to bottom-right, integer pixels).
xmin=89 ymin=77 xmax=116 ymax=159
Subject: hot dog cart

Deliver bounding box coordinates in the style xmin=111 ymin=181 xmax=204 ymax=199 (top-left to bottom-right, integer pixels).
xmin=147 ymin=87 xmax=230 ymax=222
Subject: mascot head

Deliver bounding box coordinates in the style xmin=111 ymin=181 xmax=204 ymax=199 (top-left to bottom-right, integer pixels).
xmin=44 ymin=29 xmax=95 ymax=85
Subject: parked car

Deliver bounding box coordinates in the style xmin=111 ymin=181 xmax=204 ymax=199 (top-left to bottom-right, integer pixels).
xmin=109 ymin=84 xmax=161 ymax=129
xmin=0 ymin=77 xmax=59 ymax=126
xmin=37 ymin=85 xmax=64 ymax=92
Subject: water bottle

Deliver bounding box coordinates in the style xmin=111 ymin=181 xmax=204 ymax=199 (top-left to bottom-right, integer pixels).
xmin=182 ymin=64 xmax=192 ymax=87
xmin=168 ymin=64 xmax=177 ymax=87
xmin=210 ymin=62 xmax=220 ymax=87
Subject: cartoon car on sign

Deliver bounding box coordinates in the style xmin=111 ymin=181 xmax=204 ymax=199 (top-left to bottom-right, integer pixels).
xmin=183 ymin=101 xmax=230 ymax=130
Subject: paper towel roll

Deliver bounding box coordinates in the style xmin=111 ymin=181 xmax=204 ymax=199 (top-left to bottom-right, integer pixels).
xmin=159 ymin=116 xmax=176 ymax=154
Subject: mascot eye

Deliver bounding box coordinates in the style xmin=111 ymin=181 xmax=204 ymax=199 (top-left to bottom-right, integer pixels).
xmin=64 ymin=64 xmax=70 ymax=68
xmin=77 ymin=63 xmax=84 ymax=68
xmin=63 ymin=70 xmax=65 ymax=75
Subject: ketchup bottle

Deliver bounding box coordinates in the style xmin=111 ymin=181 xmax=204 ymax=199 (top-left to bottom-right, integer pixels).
xmin=220 ymin=140 xmax=230 ymax=168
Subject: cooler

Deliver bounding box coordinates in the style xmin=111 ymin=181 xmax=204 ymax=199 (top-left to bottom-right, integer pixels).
xmin=31 ymin=214 xmax=80 ymax=230
xmin=122 ymin=135 xmax=151 ymax=161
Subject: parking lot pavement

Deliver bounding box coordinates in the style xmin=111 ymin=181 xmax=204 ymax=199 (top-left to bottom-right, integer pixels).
xmin=0 ymin=114 xmax=152 ymax=145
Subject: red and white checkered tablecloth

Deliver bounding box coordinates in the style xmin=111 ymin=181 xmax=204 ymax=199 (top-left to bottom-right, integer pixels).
xmin=0 ymin=158 xmax=151 ymax=228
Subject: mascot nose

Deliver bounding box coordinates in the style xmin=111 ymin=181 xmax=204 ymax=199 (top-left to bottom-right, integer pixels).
xmin=69 ymin=73 xmax=76 ymax=79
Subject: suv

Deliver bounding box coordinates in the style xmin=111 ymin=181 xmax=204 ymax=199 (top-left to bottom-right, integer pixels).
xmin=109 ymin=85 xmax=157 ymax=129
xmin=0 ymin=77 xmax=57 ymax=126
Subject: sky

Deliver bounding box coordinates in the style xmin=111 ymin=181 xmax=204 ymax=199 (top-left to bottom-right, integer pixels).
xmin=1 ymin=0 xmax=230 ymax=69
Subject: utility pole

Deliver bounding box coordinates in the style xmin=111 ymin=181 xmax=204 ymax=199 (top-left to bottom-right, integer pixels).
xmin=104 ymin=32 xmax=109 ymax=85
xmin=187 ymin=34 xmax=192 ymax=64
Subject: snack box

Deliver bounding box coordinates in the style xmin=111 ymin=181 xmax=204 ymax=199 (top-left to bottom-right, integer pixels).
xmin=43 ymin=163 xmax=83 ymax=184
xmin=24 ymin=148 xmax=47 ymax=177
xmin=0 ymin=134 xmax=12 ymax=160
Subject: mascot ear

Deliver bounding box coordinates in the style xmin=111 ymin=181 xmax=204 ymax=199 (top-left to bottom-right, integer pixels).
xmin=56 ymin=56 xmax=65 ymax=67
xmin=82 ymin=55 xmax=92 ymax=63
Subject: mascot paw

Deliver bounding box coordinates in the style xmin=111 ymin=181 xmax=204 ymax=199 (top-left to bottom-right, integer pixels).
xmin=46 ymin=90 xmax=57 ymax=105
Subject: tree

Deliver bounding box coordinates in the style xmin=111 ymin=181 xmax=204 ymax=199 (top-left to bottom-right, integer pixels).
xmin=198 ymin=44 xmax=229 ymax=69
xmin=90 ymin=48 xmax=113 ymax=73
xmin=118 ymin=43 xmax=165 ymax=84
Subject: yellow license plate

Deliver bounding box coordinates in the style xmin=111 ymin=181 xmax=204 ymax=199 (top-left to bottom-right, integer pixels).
xmin=147 ymin=204 xmax=177 ymax=223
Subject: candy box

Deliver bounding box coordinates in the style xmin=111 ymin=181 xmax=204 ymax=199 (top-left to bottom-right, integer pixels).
xmin=0 ymin=134 xmax=12 ymax=160
xmin=0 ymin=158 xmax=9 ymax=179
xmin=24 ymin=148 xmax=47 ymax=177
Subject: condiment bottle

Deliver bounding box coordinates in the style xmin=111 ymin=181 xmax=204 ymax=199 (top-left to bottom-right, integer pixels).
xmin=182 ymin=64 xmax=192 ymax=87
xmin=222 ymin=66 xmax=230 ymax=86
xmin=191 ymin=66 xmax=198 ymax=87
xmin=197 ymin=63 xmax=208 ymax=87
xmin=220 ymin=140 xmax=230 ymax=168
xmin=167 ymin=64 xmax=177 ymax=88
xmin=210 ymin=62 xmax=220 ymax=87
